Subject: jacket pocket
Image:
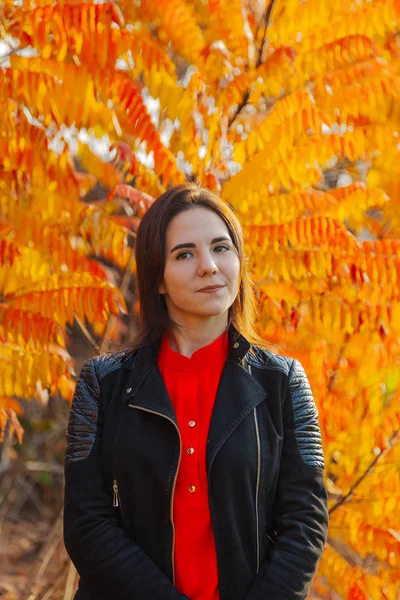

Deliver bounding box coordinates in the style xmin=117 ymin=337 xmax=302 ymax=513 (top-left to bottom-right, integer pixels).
xmin=263 ymin=529 xmax=276 ymax=560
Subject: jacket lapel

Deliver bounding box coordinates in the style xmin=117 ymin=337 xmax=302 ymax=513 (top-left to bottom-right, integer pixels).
xmin=120 ymin=326 xmax=267 ymax=456
xmin=122 ymin=341 xmax=178 ymax=425
xmin=206 ymin=358 xmax=267 ymax=472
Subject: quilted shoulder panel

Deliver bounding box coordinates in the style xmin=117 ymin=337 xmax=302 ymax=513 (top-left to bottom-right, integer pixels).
xmin=65 ymin=350 xmax=137 ymax=465
xmin=246 ymin=346 xmax=291 ymax=375
xmin=65 ymin=358 xmax=100 ymax=464
xmin=93 ymin=348 xmax=138 ymax=380
xmin=246 ymin=348 xmax=324 ymax=468
xmin=288 ymin=359 xmax=325 ymax=469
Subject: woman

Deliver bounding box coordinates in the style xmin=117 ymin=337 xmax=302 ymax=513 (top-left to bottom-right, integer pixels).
xmin=64 ymin=182 xmax=329 ymax=600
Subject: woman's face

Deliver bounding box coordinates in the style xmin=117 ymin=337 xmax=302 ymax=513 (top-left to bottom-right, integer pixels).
xmin=159 ymin=206 xmax=241 ymax=324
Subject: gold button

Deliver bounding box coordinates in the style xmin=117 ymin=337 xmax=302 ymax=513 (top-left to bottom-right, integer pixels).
xmin=233 ymin=342 xmax=239 ymax=349
xmin=189 ymin=485 xmax=196 ymax=493
xmin=187 ymin=447 xmax=195 ymax=455
xmin=188 ymin=421 xmax=196 ymax=427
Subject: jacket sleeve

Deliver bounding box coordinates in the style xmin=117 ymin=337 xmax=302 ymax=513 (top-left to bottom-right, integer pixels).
xmin=245 ymin=358 xmax=329 ymax=600
xmin=63 ymin=357 xmax=189 ymax=600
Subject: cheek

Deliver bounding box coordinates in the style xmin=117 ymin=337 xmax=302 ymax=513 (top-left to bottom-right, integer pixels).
xmin=163 ymin=263 xmax=191 ymax=292
xmin=226 ymin=256 xmax=241 ymax=286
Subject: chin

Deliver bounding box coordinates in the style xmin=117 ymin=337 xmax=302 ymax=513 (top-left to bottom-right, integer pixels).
xmin=194 ymin=304 xmax=230 ymax=318
xmin=171 ymin=298 xmax=232 ymax=319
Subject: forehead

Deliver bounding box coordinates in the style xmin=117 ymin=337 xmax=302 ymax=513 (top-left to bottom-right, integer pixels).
xmin=166 ymin=206 xmax=229 ymax=238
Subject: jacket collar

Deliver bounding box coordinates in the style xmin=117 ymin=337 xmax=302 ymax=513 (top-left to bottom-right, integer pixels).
xmin=122 ymin=324 xmax=251 ymax=405
xmin=122 ymin=324 xmax=267 ymax=471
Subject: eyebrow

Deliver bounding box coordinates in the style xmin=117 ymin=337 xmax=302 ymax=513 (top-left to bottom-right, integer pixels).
xmin=170 ymin=236 xmax=232 ymax=253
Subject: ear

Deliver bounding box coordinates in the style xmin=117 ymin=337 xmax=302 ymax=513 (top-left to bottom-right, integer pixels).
xmin=159 ymin=280 xmax=166 ymax=294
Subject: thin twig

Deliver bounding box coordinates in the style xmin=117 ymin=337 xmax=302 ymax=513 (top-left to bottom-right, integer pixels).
xmin=18 ymin=476 xmax=52 ymax=518
xmin=25 ymin=461 xmax=64 ymax=475
xmin=326 ymin=535 xmax=363 ymax=569
xmin=41 ymin=585 xmax=59 ymax=600
xmin=256 ymin=0 xmax=277 ymax=68
xmin=25 ymin=509 xmax=64 ymax=600
xmin=327 ymin=340 xmax=347 ymax=393
xmin=74 ymin=314 xmax=101 ymax=355
xmin=35 ymin=557 xmax=70 ymax=600
xmin=228 ymin=0 xmax=277 ymax=130
xmin=0 ymin=471 xmax=18 ymax=542
xmin=227 ymin=90 xmax=250 ymax=130
xmin=63 ymin=561 xmax=77 ymax=600
xmin=329 ymin=429 xmax=400 ymax=515
xmin=0 ymin=420 xmax=11 ymax=468
xmin=0 ymin=456 xmax=65 ymax=477
xmin=326 ymin=534 xmax=394 ymax=574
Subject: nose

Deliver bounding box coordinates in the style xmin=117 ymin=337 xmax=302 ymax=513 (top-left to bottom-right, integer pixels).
xmin=197 ymin=250 xmax=218 ymax=276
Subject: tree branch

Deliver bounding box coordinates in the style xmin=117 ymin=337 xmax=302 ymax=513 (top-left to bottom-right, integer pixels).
xmin=227 ymin=90 xmax=250 ymax=130
xmin=327 ymin=338 xmax=348 ymax=393
xmin=329 ymin=429 xmax=400 ymax=515
xmin=326 ymin=534 xmax=393 ymax=575
xmin=74 ymin=314 xmax=101 ymax=354
xmin=228 ymin=0 xmax=276 ymax=131
xmin=24 ymin=508 xmax=64 ymax=600
xmin=256 ymin=0 xmax=277 ymax=68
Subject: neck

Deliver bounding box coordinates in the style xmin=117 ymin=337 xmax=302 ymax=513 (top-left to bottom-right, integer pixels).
xmin=167 ymin=314 xmax=229 ymax=358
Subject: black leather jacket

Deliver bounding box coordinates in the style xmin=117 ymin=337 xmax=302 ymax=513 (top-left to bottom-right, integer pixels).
xmin=64 ymin=326 xmax=329 ymax=600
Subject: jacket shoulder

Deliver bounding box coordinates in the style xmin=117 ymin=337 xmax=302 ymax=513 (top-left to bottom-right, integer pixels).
xmin=248 ymin=347 xmax=324 ymax=467
xmin=247 ymin=346 xmax=293 ymax=376
xmin=66 ymin=349 xmax=138 ymax=465
xmin=88 ymin=348 xmax=139 ymax=382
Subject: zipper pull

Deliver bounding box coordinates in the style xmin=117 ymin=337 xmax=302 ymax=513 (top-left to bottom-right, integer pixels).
xmin=113 ymin=480 xmax=119 ymax=507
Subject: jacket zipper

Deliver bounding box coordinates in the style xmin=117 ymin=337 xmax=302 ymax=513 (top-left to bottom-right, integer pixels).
xmin=113 ymin=479 xmax=125 ymax=521
xmin=253 ymin=408 xmax=261 ymax=573
xmin=128 ymin=403 xmax=182 ymax=585
xmin=208 ymin=396 xmax=262 ymax=582
xmin=113 ymin=479 xmax=120 ymax=507
xmin=247 ymin=362 xmax=261 ymax=574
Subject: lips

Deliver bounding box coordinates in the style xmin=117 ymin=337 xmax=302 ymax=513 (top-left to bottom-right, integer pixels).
xmin=198 ymin=285 xmax=225 ymax=292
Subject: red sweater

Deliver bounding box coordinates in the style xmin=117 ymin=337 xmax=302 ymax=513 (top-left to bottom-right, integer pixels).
xmin=157 ymin=330 xmax=229 ymax=600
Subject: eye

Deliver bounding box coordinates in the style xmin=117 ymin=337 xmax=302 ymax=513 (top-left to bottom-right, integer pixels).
xmin=176 ymin=251 xmax=192 ymax=260
xmin=175 ymin=245 xmax=230 ymax=260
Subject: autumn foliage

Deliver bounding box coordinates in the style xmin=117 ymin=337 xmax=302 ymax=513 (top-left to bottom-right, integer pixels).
xmin=1 ymin=0 xmax=400 ymax=597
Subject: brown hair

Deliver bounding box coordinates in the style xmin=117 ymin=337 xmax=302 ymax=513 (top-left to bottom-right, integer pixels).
xmin=125 ymin=181 xmax=269 ymax=352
